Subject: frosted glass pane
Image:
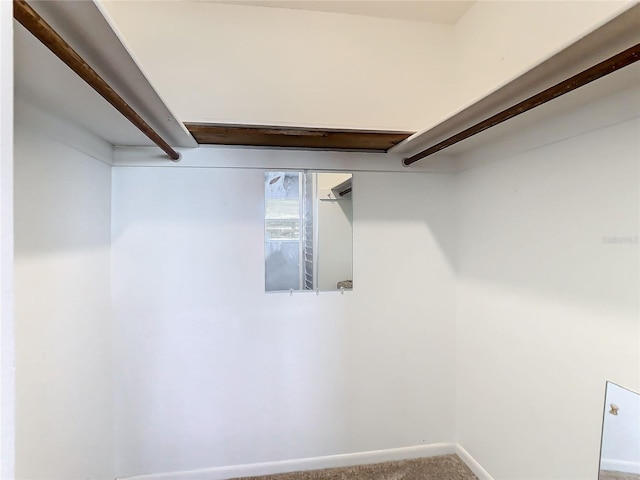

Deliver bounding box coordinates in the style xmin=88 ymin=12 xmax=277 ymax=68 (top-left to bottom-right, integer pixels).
xmin=265 ymin=172 xmax=299 ymax=198
xmin=265 ymin=241 xmax=300 ymax=291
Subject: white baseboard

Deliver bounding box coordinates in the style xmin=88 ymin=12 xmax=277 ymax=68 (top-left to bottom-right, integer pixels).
xmin=455 ymin=444 xmax=495 ymax=480
xmin=600 ymin=458 xmax=640 ymax=475
xmin=118 ymin=443 xmax=457 ymax=480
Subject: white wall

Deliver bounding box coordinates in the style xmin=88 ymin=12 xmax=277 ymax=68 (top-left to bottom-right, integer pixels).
xmin=0 ymin=1 xmax=15 ymax=477
xmin=111 ymin=163 xmax=456 ymax=477
xmin=8 ymin=4 xmax=638 ymax=477
xmin=100 ymin=0 xmax=454 ymax=132
xmin=600 ymin=383 xmax=640 ymax=474
xmin=454 ymin=97 xmax=640 ymax=479
xmin=101 ymin=1 xmax=632 ymax=135
xmin=13 ymin=102 xmax=114 ymax=480
xmin=452 ymin=0 xmax=634 ymax=114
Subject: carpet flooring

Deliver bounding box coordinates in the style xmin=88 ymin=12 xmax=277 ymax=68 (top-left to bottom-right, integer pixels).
xmin=599 ymin=471 xmax=640 ymax=480
xmin=231 ymin=454 xmax=477 ymax=480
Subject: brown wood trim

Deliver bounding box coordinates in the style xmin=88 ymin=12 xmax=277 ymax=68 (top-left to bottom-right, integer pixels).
xmin=14 ymin=0 xmax=180 ymax=161
xmin=403 ymin=43 xmax=640 ymax=166
xmin=185 ymin=123 xmax=414 ymax=151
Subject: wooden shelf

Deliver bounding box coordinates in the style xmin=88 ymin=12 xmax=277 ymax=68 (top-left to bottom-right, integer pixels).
xmin=185 ymin=123 xmax=413 ymax=152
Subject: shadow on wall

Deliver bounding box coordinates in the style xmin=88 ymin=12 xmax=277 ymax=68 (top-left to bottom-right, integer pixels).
xmin=453 ymin=116 xmax=639 ymax=479
xmin=339 ymin=171 xmax=457 ymax=450
xmin=455 ymin=117 xmax=639 ymax=314
xmin=13 ymin=121 xmax=112 ymax=257
xmin=353 ymin=171 xmax=457 ymax=273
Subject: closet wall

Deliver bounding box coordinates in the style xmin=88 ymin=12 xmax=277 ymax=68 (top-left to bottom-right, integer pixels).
xmin=454 ymin=86 xmax=640 ymax=479
xmin=11 ymin=77 xmax=640 ymax=480
xmin=0 ymin=1 xmax=14 ymax=477
xmin=110 ymin=164 xmax=457 ymax=477
xmin=7 ymin=2 xmax=639 ymax=479
xmin=101 ymin=0 xmax=454 ymax=132
xmin=13 ymin=100 xmax=114 ymax=480
xmin=452 ymin=0 xmax=632 ymax=109
xmin=102 ymin=0 xmax=633 ymax=134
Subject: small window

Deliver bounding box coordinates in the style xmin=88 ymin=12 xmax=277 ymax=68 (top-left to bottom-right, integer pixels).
xmin=265 ymin=172 xmax=302 ymax=291
xmin=264 ymin=171 xmax=353 ymax=292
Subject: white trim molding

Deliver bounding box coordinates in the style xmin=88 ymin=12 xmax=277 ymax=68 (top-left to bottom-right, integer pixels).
xmin=455 ymin=445 xmax=495 ymax=480
xmin=118 ymin=444 xmax=457 ymax=480
xmin=112 ymin=145 xmax=456 ymax=174
xmin=600 ymin=459 xmax=640 ymax=475
xmin=118 ymin=443 xmax=496 ymax=480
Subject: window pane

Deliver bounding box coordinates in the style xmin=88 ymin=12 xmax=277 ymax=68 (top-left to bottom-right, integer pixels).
xmin=265 ymin=241 xmax=300 ymax=291
xmin=265 ymin=172 xmax=300 ymax=199
xmin=265 ymin=172 xmax=301 ymax=291
xmin=266 ymin=198 xmax=300 ymax=240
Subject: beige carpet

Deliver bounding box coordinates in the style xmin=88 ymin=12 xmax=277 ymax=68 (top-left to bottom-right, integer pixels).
xmin=599 ymin=471 xmax=640 ymax=480
xmin=231 ymin=454 xmax=477 ymax=480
